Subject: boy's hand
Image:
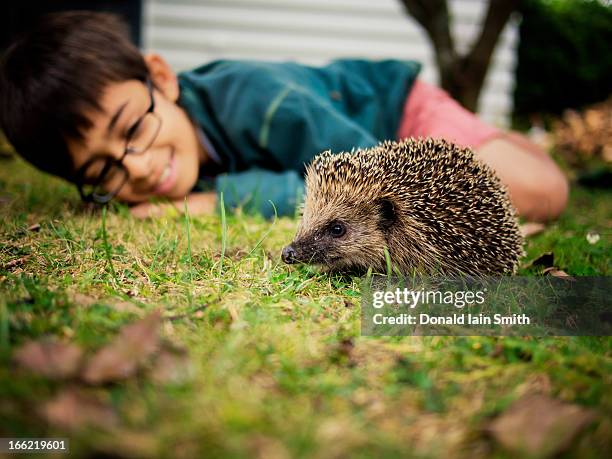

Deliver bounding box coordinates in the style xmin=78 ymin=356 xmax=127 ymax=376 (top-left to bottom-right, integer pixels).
xmin=130 ymin=192 xmax=217 ymax=219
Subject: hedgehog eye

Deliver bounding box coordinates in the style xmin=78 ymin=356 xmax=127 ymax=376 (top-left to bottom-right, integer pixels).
xmin=329 ymin=222 xmax=346 ymax=238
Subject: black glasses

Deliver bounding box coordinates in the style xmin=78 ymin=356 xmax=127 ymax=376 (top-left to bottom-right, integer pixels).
xmin=76 ymin=79 xmax=162 ymax=204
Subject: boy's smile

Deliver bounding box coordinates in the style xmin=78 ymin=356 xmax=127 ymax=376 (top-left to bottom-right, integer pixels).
xmin=69 ymin=55 xmax=206 ymax=204
xmin=153 ymin=148 xmax=177 ymax=195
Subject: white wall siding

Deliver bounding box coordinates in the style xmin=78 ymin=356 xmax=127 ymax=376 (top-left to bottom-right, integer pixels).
xmin=144 ymin=0 xmax=519 ymax=126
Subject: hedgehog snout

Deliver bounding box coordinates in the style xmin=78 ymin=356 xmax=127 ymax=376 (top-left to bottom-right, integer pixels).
xmin=282 ymin=238 xmax=325 ymax=265
xmin=281 ymin=245 xmax=297 ymax=264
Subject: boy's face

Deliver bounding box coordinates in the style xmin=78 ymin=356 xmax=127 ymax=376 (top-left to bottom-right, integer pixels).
xmin=68 ymin=55 xmax=205 ymax=204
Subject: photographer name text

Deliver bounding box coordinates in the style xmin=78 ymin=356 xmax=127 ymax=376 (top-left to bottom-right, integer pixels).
xmin=372 ymin=312 xmax=530 ymax=325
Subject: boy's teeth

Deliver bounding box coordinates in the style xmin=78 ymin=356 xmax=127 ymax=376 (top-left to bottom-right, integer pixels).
xmin=159 ymin=165 xmax=171 ymax=184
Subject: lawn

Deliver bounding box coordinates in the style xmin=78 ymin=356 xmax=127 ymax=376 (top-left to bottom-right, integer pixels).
xmin=0 ymin=155 xmax=610 ymax=458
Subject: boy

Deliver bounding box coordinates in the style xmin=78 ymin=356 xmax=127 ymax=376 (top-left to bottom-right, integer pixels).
xmin=0 ymin=12 xmax=567 ymax=221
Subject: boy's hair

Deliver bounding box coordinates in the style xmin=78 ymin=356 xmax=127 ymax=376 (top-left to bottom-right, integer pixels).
xmin=0 ymin=11 xmax=149 ymax=181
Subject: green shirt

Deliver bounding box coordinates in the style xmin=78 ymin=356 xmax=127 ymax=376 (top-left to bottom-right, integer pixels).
xmin=178 ymin=59 xmax=421 ymax=218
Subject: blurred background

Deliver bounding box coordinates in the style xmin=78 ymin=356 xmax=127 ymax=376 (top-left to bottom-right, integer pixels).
xmin=143 ymin=0 xmax=517 ymax=126
xmin=2 ymin=0 xmax=611 ymax=169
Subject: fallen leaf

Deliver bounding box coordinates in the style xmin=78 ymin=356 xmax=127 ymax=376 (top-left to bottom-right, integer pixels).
xmin=14 ymin=339 xmax=83 ymax=379
xmin=81 ymin=310 xmax=161 ymax=384
xmin=520 ymin=222 xmax=546 ymax=237
xmin=41 ymin=388 xmax=118 ymax=430
xmin=3 ymin=255 xmax=30 ymax=270
xmin=542 ymin=267 xmax=575 ymax=280
xmin=487 ymin=394 xmax=596 ymax=457
xmin=553 ymin=97 xmax=612 ymax=166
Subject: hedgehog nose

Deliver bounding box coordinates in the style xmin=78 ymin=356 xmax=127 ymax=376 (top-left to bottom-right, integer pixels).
xmin=282 ymin=245 xmax=297 ymax=264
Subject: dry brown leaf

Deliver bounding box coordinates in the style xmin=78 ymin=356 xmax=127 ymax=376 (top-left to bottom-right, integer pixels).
xmin=3 ymin=255 xmax=30 ymax=270
xmin=81 ymin=310 xmax=161 ymax=384
xmin=520 ymin=222 xmax=546 ymax=238
xmin=553 ymin=97 xmax=612 ymax=166
xmin=40 ymin=388 xmax=118 ymax=430
xmin=487 ymin=394 xmax=596 ymax=457
xmin=14 ymin=339 xmax=83 ymax=379
xmin=542 ymin=267 xmax=575 ymax=280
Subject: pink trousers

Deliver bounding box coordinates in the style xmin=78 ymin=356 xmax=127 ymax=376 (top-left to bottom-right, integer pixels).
xmin=397 ymin=80 xmax=502 ymax=148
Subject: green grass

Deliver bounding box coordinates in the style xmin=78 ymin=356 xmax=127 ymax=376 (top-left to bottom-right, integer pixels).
xmin=0 ymin=156 xmax=610 ymax=458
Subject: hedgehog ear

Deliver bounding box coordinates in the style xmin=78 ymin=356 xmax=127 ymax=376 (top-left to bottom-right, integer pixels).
xmin=377 ymin=198 xmax=397 ymax=231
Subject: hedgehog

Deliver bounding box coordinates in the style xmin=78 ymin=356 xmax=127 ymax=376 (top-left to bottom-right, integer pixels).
xmin=281 ymin=138 xmax=524 ymax=276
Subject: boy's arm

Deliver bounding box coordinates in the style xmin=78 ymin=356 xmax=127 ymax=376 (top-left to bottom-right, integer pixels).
xmin=474 ymin=132 xmax=568 ymax=221
xmin=215 ymin=168 xmax=304 ymax=218
xmin=129 ymin=165 xmax=304 ymax=219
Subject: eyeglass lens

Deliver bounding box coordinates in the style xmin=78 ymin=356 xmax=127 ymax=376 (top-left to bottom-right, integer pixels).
xmin=80 ymin=111 xmax=161 ymax=202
